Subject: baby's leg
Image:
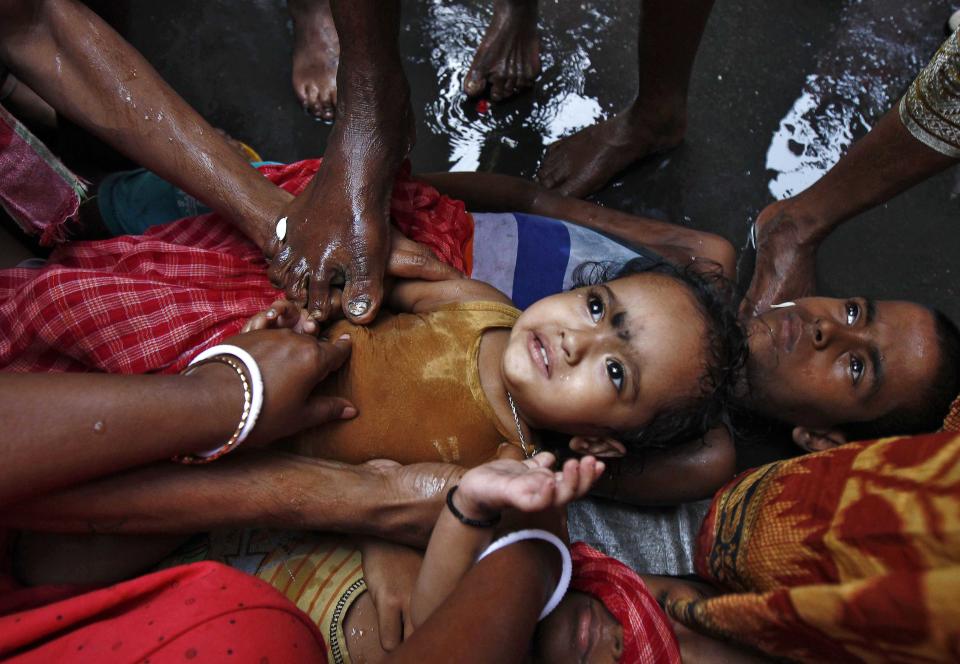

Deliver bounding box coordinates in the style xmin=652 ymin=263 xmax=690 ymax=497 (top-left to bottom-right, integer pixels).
xmin=13 ymin=531 xmax=187 ymax=586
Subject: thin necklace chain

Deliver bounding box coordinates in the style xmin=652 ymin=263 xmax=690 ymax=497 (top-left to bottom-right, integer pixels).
xmin=507 ymin=392 xmax=535 ymax=458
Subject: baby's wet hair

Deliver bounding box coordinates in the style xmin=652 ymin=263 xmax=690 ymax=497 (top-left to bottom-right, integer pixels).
xmin=571 ymin=258 xmax=748 ymax=452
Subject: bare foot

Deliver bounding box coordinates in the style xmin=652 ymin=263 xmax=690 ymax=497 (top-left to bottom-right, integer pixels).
xmin=537 ymin=100 xmax=686 ymax=197
xmin=463 ymin=0 xmax=540 ymax=102
xmin=289 ymin=0 xmax=340 ymax=122
xmin=741 ymin=199 xmax=819 ymax=317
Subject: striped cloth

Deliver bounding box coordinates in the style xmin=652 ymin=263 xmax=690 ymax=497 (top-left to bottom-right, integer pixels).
xmin=471 ymin=212 xmax=657 ymax=309
xmin=571 ymin=542 xmax=681 ymax=664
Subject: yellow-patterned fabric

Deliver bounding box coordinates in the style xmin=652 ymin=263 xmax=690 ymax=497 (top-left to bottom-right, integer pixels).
xmin=255 ymin=536 xmax=364 ymax=664
xmin=294 ymin=300 xmax=520 ymax=467
xmin=900 ymin=30 xmax=960 ymax=158
xmin=668 ymin=431 xmax=960 ymax=663
xmin=941 ymin=394 xmax=960 ymax=433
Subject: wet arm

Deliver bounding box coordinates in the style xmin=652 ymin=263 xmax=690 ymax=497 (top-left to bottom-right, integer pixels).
xmin=1 ymin=450 xmax=460 ymax=547
xmin=419 ymin=172 xmax=735 ymax=276
xmin=591 ymin=427 xmax=736 ymax=505
xmin=0 ymin=0 xmax=290 ymax=250
xmin=0 ymin=368 xmax=241 ymax=507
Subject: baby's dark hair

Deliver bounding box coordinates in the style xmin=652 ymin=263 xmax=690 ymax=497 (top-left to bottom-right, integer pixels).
xmin=838 ymin=308 xmax=960 ymax=441
xmin=570 ymin=258 xmax=748 ymax=452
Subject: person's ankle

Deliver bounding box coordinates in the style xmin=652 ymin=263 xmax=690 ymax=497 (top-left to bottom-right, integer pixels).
xmin=625 ymin=95 xmax=687 ymax=144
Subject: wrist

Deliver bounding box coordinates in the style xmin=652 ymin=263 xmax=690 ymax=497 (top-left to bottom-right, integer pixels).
xmin=186 ymin=363 xmax=245 ymax=449
xmin=448 ymin=485 xmax=501 ymax=524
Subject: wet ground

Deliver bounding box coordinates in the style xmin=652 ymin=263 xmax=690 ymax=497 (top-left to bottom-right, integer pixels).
xmin=121 ymin=0 xmax=958 ymax=320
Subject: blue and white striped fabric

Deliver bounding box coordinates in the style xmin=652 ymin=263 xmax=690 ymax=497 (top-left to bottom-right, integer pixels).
xmin=471 ymin=212 xmax=660 ymax=309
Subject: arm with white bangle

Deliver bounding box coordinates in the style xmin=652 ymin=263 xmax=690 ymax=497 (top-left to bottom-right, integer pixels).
xmin=409 ymin=452 xmax=603 ymax=629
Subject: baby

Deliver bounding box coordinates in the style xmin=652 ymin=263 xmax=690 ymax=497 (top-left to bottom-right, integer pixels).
xmin=254 ymin=257 xmax=746 ymax=467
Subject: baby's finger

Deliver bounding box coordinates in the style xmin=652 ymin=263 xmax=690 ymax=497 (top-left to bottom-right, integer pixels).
xmin=274 ymin=300 xmax=305 ymax=329
xmin=523 ymin=451 xmax=556 ymax=470
xmin=242 ymin=309 xmax=277 ymax=333
xmin=553 ymin=459 xmax=580 ymax=505
xmin=576 ymin=456 xmax=598 ymax=498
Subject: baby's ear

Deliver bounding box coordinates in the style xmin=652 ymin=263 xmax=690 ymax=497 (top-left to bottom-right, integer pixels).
xmin=569 ymin=436 xmax=627 ymax=458
xmin=791 ymin=426 xmax=847 ymax=453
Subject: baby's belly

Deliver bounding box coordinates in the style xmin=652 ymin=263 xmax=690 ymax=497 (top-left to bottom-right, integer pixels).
xmin=292 ymin=416 xmax=503 ymax=467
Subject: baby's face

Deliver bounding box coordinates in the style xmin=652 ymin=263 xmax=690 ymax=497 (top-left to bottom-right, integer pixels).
xmin=502 ymin=273 xmax=707 ymax=437
xmin=532 ymin=590 xmax=623 ymax=663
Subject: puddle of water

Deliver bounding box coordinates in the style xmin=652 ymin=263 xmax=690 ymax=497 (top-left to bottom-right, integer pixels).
xmin=420 ymin=0 xmax=610 ymax=172
xmin=765 ymin=1 xmax=937 ymax=199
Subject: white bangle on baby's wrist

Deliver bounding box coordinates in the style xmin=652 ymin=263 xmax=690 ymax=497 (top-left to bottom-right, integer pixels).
xmin=173 ymin=344 xmax=264 ymax=464
xmin=476 ymin=529 xmax=572 ymax=621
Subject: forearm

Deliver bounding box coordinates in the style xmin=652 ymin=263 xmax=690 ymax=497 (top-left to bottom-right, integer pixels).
xmin=419 ymin=171 xmax=730 ymax=270
xmin=790 ymin=106 xmax=956 ymax=239
xmin=392 ymin=540 xmax=553 ymax=664
xmin=0 ymin=369 xmax=239 ymax=506
xmin=2 ymin=450 xmax=451 ymax=545
xmin=0 ymin=0 xmax=289 ymax=248
xmin=410 ymin=498 xmax=497 ymax=626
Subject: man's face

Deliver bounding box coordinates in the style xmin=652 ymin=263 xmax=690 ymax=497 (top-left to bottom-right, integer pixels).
xmin=746 ymin=297 xmax=940 ymax=429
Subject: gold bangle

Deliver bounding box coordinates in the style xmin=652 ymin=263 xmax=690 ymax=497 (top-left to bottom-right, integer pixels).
xmin=172 ymin=355 xmax=252 ymax=464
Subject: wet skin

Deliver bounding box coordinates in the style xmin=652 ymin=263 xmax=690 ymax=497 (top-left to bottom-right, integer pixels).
xmin=532 ymin=591 xmax=624 ymax=663
xmin=269 ymin=0 xmax=414 ymax=324
xmin=464 ymin=0 xmax=541 ymax=102
xmin=745 ymin=297 xmax=941 ymax=429
xmin=289 ymin=0 xmax=340 ymax=122
xmin=501 ymin=273 xmax=708 ymax=436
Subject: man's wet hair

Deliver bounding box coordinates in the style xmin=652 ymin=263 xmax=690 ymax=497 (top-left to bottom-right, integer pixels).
xmin=839 ymin=308 xmax=960 ymax=441
xmin=570 ymin=258 xmax=749 ymax=452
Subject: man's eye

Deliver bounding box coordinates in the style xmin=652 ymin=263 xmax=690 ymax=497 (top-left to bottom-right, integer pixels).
xmin=846 ymin=302 xmax=860 ymax=325
xmin=588 ymin=295 xmax=604 ymax=323
xmin=606 ymin=359 xmax=624 ymax=392
xmin=850 ymin=355 xmax=864 ymax=384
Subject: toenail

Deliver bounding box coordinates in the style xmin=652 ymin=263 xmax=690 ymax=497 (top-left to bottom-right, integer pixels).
xmin=347 ymin=297 xmax=370 ymax=317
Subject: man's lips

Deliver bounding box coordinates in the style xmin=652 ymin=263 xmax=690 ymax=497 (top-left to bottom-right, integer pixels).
xmin=779 ymin=311 xmax=801 ymax=353
xmin=527 ymin=331 xmax=552 ymax=378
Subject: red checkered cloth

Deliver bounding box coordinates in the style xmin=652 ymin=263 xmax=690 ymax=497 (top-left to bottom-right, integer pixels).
xmin=571 ymin=542 xmax=681 ymax=664
xmin=0 ymin=159 xmax=474 ymax=374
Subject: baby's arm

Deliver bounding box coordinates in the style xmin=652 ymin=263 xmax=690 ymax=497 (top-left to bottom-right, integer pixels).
xmin=387 ymin=276 xmax=512 ymax=314
xmin=409 ymin=452 xmax=603 ymax=627
xmin=418 ymin=171 xmax=735 ymax=278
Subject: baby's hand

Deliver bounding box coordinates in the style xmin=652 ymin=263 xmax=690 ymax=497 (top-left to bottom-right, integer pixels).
xmin=243 ymin=299 xmax=318 ymax=335
xmin=455 ymin=452 xmax=604 ymax=522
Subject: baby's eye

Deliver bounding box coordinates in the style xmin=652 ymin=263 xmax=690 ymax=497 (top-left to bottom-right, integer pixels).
xmin=606 ymin=359 xmax=624 ymax=392
xmin=850 ymin=355 xmax=864 ymax=384
xmin=587 ymin=294 xmax=604 ymax=323
xmin=845 ymin=302 xmax=860 ymax=325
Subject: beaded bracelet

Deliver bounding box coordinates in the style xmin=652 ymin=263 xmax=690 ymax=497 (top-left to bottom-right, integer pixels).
xmin=446 ymin=485 xmax=501 ymax=528
xmin=173 ymin=344 xmax=264 ymax=464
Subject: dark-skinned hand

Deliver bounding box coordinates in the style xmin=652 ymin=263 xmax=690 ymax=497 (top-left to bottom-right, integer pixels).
xmin=210 ymin=327 xmax=356 ymax=447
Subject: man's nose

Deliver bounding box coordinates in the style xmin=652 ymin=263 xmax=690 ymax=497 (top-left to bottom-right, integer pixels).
xmin=812 ymin=317 xmax=860 ymax=350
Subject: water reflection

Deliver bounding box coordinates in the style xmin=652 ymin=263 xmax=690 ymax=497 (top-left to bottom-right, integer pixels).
xmin=420 ymin=0 xmax=609 ymax=173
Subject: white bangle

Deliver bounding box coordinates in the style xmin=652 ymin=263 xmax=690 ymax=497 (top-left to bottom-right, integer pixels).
xmin=188 ymin=344 xmax=264 ymax=457
xmin=477 ymin=529 xmax=572 ymax=621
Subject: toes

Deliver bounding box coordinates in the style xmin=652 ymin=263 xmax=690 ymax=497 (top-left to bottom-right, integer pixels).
xmin=463 ymin=66 xmax=487 ymax=98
